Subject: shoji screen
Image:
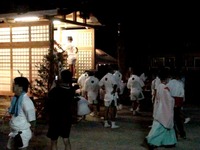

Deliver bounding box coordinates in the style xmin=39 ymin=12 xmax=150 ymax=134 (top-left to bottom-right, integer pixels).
xmin=0 ymin=22 xmax=50 ymax=95
xmin=55 ymin=28 xmax=95 ymax=78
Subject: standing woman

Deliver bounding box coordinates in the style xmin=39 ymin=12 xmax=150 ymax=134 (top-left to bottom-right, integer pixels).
xmin=145 ymin=68 xmax=177 ymax=149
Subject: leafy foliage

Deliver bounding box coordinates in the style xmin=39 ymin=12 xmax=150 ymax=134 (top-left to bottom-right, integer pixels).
xmin=31 ymin=49 xmax=66 ymax=99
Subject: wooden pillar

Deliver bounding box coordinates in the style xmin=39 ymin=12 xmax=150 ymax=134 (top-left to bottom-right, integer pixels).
xmin=117 ymin=23 xmax=126 ymax=79
xmin=48 ymin=20 xmax=55 ymax=91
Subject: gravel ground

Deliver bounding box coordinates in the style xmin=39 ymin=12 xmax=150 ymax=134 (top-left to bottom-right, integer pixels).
xmin=1 ymin=96 xmax=200 ymax=150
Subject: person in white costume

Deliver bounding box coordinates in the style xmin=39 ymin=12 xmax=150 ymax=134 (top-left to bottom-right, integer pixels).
xmin=83 ymin=71 xmax=100 ymax=117
xmin=77 ymin=71 xmax=89 ymax=96
xmin=167 ymin=69 xmax=187 ymax=139
xmin=127 ymin=71 xmax=145 ymax=116
xmin=64 ymin=36 xmax=78 ymax=77
xmin=99 ymin=66 xmax=119 ymax=128
xmin=151 ymin=74 xmax=161 ymax=104
xmin=113 ymin=70 xmax=124 ymax=110
xmin=7 ymin=77 xmax=36 ymax=150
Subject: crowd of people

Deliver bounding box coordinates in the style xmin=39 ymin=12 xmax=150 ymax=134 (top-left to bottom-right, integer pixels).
xmin=75 ymin=66 xmax=190 ymax=150
xmin=5 ymin=65 xmax=191 ymax=150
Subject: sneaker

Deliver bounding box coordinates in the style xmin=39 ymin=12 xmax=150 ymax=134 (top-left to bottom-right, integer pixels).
xmin=184 ymin=117 xmax=191 ymax=124
xmin=111 ymin=124 xmax=119 ymax=129
xmin=104 ymin=123 xmax=111 ymax=128
xmin=130 ymin=108 xmax=133 ymax=112
xmin=119 ymin=104 xmax=123 ymax=110
xmin=90 ymin=112 xmax=95 ymax=117
xmin=100 ymin=116 xmax=104 ymax=120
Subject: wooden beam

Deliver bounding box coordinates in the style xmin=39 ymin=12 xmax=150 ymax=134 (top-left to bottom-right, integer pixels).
xmin=44 ymin=15 xmax=96 ymax=29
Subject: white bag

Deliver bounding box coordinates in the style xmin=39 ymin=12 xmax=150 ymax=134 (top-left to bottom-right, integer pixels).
xmin=77 ymin=96 xmax=91 ymax=116
xmin=138 ymin=91 xmax=145 ymax=100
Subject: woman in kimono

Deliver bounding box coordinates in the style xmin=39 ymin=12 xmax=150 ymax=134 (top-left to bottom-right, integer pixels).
xmin=145 ymin=68 xmax=177 ymax=149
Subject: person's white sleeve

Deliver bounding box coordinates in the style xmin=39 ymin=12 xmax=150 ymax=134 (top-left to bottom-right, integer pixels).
xmin=23 ymin=97 xmax=36 ymax=122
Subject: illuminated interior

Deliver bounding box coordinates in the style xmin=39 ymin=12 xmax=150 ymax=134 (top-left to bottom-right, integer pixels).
xmin=0 ymin=10 xmax=99 ymax=95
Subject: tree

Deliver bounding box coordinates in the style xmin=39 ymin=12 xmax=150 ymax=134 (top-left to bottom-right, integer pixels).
xmin=31 ymin=48 xmax=66 ymax=99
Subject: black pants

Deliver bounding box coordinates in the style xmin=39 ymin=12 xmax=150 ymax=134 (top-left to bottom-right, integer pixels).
xmin=174 ymin=107 xmax=186 ymax=138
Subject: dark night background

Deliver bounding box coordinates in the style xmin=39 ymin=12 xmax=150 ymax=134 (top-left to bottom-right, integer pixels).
xmin=93 ymin=1 xmax=200 ymax=59
xmin=1 ymin=0 xmax=200 ymax=70
xmin=1 ymin=1 xmax=200 ymax=103
xmin=1 ymin=1 xmax=200 ymax=68
xmin=1 ymin=1 xmax=200 ymax=58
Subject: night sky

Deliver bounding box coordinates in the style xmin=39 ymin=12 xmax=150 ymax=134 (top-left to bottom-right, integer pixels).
xmin=92 ymin=1 xmax=200 ymax=57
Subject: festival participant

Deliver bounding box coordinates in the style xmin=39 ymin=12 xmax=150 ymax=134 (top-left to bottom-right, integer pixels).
xmin=145 ymin=68 xmax=177 ymax=149
xmin=46 ymin=69 xmax=75 ymax=150
xmin=7 ymin=77 xmax=36 ymax=150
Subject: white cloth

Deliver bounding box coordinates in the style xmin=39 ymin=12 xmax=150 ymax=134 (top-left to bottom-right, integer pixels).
xmin=99 ymin=88 xmax=106 ymax=100
xmin=151 ymin=76 xmax=161 ymax=95
xmin=119 ymin=81 xmax=126 ymax=95
xmin=112 ymin=92 xmax=119 ymax=107
xmin=83 ymin=76 xmax=100 ymax=104
xmin=104 ymin=92 xmax=118 ymax=107
xmin=99 ymin=72 xmax=118 ymax=106
xmin=7 ymin=94 xmax=36 ymax=149
xmin=65 ymin=42 xmax=77 ymax=65
xmin=140 ymin=73 xmax=147 ymax=82
xmin=113 ymin=70 xmax=125 ymax=95
xmin=99 ymin=72 xmax=117 ymax=94
xmin=151 ymin=76 xmax=161 ymax=102
xmin=113 ymin=70 xmax=122 ymax=89
xmin=167 ymin=79 xmax=185 ymax=99
xmin=127 ymin=74 xmax=144 ymax=101
xmin=77 ymin=96 xmax=91 ymax=116
xmin=77 ymin=72 xmax=89 ymax=95
xmin=113 ymin=70 xmax=122 ymax=82
xmin=153 ymin=83 xmax=175 ymax=129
